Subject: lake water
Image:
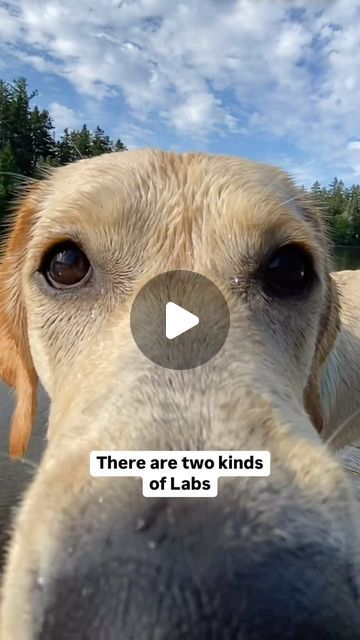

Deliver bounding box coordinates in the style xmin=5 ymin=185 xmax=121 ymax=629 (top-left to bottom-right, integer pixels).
xmin=335 ymin=247 xmax=360 ymax=271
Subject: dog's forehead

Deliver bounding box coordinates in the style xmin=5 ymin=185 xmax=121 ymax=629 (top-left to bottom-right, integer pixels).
xmin=30 ymin=151 xmax=319 ymax=270
xmin=42 ymin=149 xmax=296 ymax=199
xmin=40 ymin=149 xmax=302 ymax=219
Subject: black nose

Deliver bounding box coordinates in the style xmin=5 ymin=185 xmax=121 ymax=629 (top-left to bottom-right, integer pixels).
xmin=38 ymin=496 xmax=360 ymax=640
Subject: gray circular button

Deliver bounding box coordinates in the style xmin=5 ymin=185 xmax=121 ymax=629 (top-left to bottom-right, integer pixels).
xmin=130 ymin=270 xmax=230 ymax=370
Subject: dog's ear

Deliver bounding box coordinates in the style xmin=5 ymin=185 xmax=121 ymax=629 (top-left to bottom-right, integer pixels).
xmin=304 ymin=274 xmax=340 ymax=434
xmin=0 ymin=191 xmax=39 ymax=458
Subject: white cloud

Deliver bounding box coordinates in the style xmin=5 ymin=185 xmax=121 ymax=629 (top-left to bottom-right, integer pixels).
xmin=1 ymin=0 xmax=360 ymax=179
xmin=49 ymin=102 xmax=81 ymax=133
xmin=113 ymin=121 xmax=156 ymax=149
xmin=0 ymin=6 xmax=21 ymax=39
xmin=162 ymin=92 xmax=233 ymax=137
xmin=348 ymin=141 xmax=360 ymax=151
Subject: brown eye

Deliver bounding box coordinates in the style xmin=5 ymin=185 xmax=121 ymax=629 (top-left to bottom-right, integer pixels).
xmin=40 ymin=241 xmax=91 ymax=289
xmin=262 ymin=244 xmax=314 ymax=298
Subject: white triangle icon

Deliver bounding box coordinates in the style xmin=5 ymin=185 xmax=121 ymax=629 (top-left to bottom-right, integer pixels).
xmin=166 ymin=302 xmax=199 ymax=340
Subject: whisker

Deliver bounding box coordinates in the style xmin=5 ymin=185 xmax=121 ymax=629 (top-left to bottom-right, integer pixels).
xmin=325 ymin=406 xmax=360 ymax=448
xmin=70 ymin=141 xmax=84 ymax=160
xmin=278 ymin=194 xmax=302 ymax=208
xmin=264 ymin=173 xmax=284 ymax=192
xmin=0 ymin=172 xmax=29 ymax=181
xmin=0 ymin=451 xmax=39 ymax=472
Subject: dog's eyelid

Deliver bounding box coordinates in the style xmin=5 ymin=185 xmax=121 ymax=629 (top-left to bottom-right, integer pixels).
xmin=36 ymin=235 xmax=88 ymax=264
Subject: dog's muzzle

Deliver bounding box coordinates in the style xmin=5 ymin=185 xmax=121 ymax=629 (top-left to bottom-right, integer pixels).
xmin=37 ymin=483 xmax=360 ymax=640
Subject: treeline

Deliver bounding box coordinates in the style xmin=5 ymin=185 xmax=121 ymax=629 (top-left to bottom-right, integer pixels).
xmin=0 ymin=77 xmax=126 ymax=216
xmin=1 ymin=78 xmax=360 ymax=246
xmin=310 ymin=179 xmax=360 ymax=246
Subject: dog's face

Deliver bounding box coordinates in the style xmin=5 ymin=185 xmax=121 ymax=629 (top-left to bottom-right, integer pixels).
xmin=0 ymin=150 xmax=359 ymax=639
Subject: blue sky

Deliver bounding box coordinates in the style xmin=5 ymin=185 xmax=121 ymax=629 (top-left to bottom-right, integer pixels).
xmin=1 ymin=0 xmax=360 ymax=187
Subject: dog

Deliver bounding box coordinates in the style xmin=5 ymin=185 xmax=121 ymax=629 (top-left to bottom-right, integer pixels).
xmin=0 ymin=150 xmax=359 ymax=639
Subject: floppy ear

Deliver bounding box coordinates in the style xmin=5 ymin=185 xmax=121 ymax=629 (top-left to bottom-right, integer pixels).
xmin=303 ymin=274 xmax=340 ymax=434
xmin=0 ymin=193 xmax=39 ymax=458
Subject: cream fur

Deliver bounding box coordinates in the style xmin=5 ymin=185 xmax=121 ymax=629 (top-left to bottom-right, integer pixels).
xmin=0 ymin=150 xmax=359 ymax=638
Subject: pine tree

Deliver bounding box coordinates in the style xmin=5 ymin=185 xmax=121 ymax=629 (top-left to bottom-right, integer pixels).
xmin=311 ymin=180 xmax=322 ymax=195
xmin=70 ymin=124 xmax=92 ymax=158
xmin=7 ymin=78 xmax=35 ymax=176
xmin=92 ymin=126 xmax=112 ymax=156
xmin=0 ymin=143 xmax=21 ymax=218
xmin=56 ymin=128 xmax=76 ymax=165
xmin=113 ymin=138 xmax=127 ymax=152
xmin=0 ymin=81 xmax=12 ymax=149
xmin=349 ymin=185 xmax=360 ymax=241
xmin=30 ymin=106 xmax=55 ymax=167
xmin=0 ymin=76 xmax=129 ymax=223
xmin=328 ymin=177 xmax=346 ymax=217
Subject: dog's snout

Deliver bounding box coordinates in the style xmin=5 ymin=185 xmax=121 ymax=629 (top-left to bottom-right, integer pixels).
xmin=37 ymin=493 xmax=360 ymax=640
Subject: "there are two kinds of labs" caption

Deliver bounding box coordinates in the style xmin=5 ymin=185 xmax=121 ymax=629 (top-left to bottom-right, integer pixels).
xmin=90 ymin=451 xmax=271 ymax=497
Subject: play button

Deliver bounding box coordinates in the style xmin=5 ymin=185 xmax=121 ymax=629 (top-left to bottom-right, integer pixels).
xmin=130 ymin=270 xmax=230 ymax=370
xmin=166 ymin=303 xmax=199 ymax=340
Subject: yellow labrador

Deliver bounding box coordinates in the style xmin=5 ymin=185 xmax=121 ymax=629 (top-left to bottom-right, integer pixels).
xmin=0 ymin=150 xmax=359 ymax=639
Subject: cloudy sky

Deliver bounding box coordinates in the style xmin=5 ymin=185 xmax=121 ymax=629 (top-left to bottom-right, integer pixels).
xmin=0 ymin=0 xmax=360 ymax=186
